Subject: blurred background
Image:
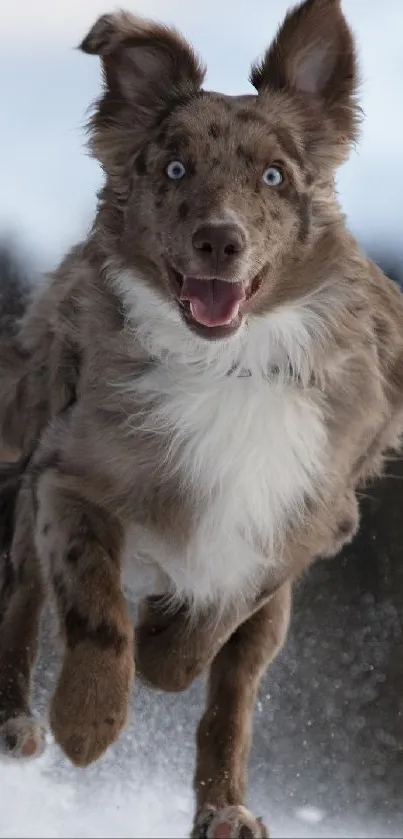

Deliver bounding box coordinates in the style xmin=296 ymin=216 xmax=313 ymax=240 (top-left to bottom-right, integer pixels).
xmin=1 ymin=0 xmax=402 ymax=277
xmin=0 ymin=2 xmax=402 ymax=838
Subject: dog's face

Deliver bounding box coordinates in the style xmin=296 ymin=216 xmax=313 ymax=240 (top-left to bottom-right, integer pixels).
xmin=81 ymin=0 xmax=359 ymax=341
xmin=121 ymin=92 xmax=314 ymax=340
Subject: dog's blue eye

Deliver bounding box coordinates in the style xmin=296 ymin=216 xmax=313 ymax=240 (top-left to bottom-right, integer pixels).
xmin=166 ymin=161 xmax=186 ymax=180
xmin=262 ymin=165 xmax=283 ymax=186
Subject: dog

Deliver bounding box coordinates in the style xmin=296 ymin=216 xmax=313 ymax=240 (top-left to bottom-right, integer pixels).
xmin=1 ymin=1 xmax=403 ymax=836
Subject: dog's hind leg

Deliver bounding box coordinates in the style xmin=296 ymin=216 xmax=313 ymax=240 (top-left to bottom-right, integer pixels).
xmin=0 ymin=480 xmax=47 ymax=759
xmin=192 ymin=583 xmax=292 ymax=839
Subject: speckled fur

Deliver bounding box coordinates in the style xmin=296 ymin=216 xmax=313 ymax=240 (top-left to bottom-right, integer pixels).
xmin=1 ymin=2 xmax=403 ymax=836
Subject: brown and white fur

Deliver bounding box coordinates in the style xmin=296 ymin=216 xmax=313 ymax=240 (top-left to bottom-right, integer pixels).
xmin=1 ymin=1 xmax=403 ymax=836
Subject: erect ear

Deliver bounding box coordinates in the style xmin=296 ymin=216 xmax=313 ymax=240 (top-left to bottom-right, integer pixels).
xmin=79 ymin=12 xmax=205 ymax=138
xmin=250 ymin=0 xmax=359 ymax=143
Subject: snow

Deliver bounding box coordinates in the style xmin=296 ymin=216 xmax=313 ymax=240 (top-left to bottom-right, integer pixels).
xmin=295 ymin=806 xmax=325 ymax=825
xmin=0 ymin=1 xmax=402 ymax=836
xmin=1 ymin=747 xmax=193 ymax=838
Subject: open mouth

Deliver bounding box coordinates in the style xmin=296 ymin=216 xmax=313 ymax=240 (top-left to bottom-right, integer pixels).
xmin=171 ymin=272 xmax=262 ymax=338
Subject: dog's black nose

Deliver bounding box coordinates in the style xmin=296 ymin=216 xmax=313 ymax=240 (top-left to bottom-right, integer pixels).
xmin=192 ymin=224 xmax=246 ymax=265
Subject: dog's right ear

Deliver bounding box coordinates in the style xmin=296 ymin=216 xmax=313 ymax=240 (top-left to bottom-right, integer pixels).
xmin=79 ymin=12 xmax=205 ymax=140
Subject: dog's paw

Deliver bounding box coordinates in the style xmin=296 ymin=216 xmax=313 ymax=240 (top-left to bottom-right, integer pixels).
xmin=0 ymin=714 xmax=46 ymax=760
xmin=192 ymin=805 xmax=269 ymax=839
xmin=136 ymin=595 xmax=211 ymax=692
xmin=50 ymin=641 xmax=134 ymax=767
xmin=136 ymin=596 xmax=198 ymax=692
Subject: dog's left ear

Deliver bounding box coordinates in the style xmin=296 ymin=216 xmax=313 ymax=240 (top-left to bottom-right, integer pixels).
xmin=250 ymin=0 xmax=359 ymax=144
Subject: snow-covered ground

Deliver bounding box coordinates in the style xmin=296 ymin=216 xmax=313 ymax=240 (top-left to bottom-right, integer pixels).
xmin=0 ymin=1 xmax=402 ymax=837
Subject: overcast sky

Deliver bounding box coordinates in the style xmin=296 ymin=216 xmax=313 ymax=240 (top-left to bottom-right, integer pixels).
xmin=1 ymin=0 xmax=402 ymax=267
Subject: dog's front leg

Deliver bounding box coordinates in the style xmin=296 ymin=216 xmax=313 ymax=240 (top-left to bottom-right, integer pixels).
xmin=136 ymin=580 xmax=294 ymax=838
xmin=34 ymin=461 xmax=134 ymax=767
xmin=192 ymin=583 xmax=291 ymax=839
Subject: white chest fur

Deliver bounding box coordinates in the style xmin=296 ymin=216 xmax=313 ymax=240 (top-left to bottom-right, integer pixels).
xmin=121 ymin=366 xmax=328 ymax=611
xmin=112 ymin=268 xmax=331 ymax=611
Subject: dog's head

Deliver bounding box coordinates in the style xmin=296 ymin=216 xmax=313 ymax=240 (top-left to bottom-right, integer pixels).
xmin=81 ymin=0 xmax=359 ymax=343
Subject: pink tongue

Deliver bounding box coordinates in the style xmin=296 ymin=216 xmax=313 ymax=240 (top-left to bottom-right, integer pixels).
xmin=180 ymin=277 xmax=245 ymax=327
